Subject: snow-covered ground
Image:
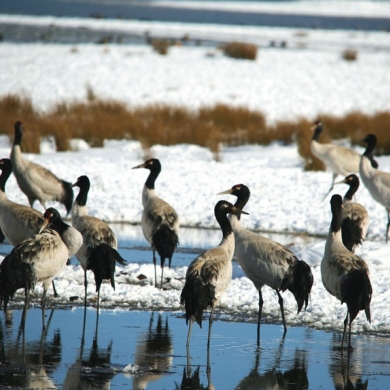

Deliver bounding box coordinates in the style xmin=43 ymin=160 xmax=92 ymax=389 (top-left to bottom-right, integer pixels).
xmin=0 ymin=12 xmax=390 ymax=123
xmin=0 ymin=136 xmax=389 ymax=335
xmin=0 ymin=5 xmax=389 ymax=335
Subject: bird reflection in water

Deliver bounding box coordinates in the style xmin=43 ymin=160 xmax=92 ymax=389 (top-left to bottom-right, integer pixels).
xmin=0 ymin=309 xmax=61 ymax=388
xmin=175 ymin=346 xmax=213 ymax=390
xmin=63 ymin=308 xmax=115 ymax=390
xmin=133 ymin=311 xmax=173 ymax=390
xmin=235 ymin=336 xmax=309 ymax=389
xmin=330 ymin=334 xmax=368 ymax=390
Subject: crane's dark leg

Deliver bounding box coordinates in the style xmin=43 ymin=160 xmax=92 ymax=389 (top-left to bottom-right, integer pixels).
xmin=207 ymin=307 xmax=215 ymax=350
xmin=41 ymin=289 xmax=47 ymax=331
xmin=322 ymin=172 xmax=338 ymax=201
xmin=84 ymin=268 xmax=88 ymax=307
xmin=276 ymin=290 xmax=287 ymax=334
xmin=160 ymin=262 xmax=164 ymax=289
xmin=97 ymin=289 xmax=100 ymax=315
xmin=20 ymin=290 xmax=29 ymax=330
xmin=347 ymin=317 xmax=353 ymax=353
xmin=153 ymin=250 xmax=158 ymax=288
xmin=206 ymin=345 xmax=211 ymax=386
xmin=186 ymin=318 xmax=193 ymax=347
xmin=386 ymin=210 xmax=390 ymax=243
xmin=257 ymin=289 xmax=264 ymax=346
xmin=341 ymin=312 xmax=349 ymax=350
xmin=52 ymin=280 xmax=59 ymax=298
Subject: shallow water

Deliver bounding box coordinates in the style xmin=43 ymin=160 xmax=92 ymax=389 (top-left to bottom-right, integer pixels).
xmin=0 ymin=225 xmax=389 ymax=389
xmin=1 ymin=308 xmax=390 ymax=389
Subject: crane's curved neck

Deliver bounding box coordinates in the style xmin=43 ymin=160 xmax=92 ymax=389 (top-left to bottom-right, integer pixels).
xmin=233 ymin=192 xmax=250 ymax=221
xmin=75 ymin=184 xmax=89 ymax=207
xmin=0 ymin=167 xmax=12 ymax=193
xmin=145 ymin=168 xmax=160 ymax=190
xmin=13 ymin=128 xmax=22 ymax=146
xmin=344 ymin=182 xmax=358 ymax=201
xmin=312 ymin=125 xmax=323 ymax=141
xmin=363 ymin=139 xmax=376 ymax=159
xmin=216 ymin=210 xmax=233 ymax=239
xmin=50 ymin=219 xmax=70 ymax=236
xmin=330 ymin=203 xmax=342 ymax=234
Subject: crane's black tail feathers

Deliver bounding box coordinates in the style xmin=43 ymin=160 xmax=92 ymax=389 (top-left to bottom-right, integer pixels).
xmin=153 ymin=224 xmax=179 ymax=268
xmin=60 ymin=180 xmax=74 ymax=215
xmin=341 ymin=268 xmax=372 ymax=324
xmin=180 ymin=274 xmax=215 ymax=328
xmin=87 ymin=243 xmax=127 ymax=293
xmin=341 ymin=217 xmax=363 ymax=252
xmin=0 ymin=253 xmax=35 ymax=311
xmin=281 ymin=259 xmax=314 ymax=314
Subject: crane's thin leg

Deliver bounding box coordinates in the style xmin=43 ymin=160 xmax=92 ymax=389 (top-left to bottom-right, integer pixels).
xmin=41 ymin=289 xmax=47 ymax=331
xmin=97 ymin=289 xmax=100 ymax=315
xmin=186 ymin=318 xmax=193 ymax=347
xmin=257 ymin=289 xmax=264 ymax=346
xmin=347 ymin=318 xmax=353 ymax=353
xmin=160 ymin=263 xmax=164 ymax=289
xmin=276 ymin=290 xmax=287 ymax=334
xmin=207 ymin=307 xmax=215 ymax=350
xmin=186 ymin=344 xmax=192 ymax=376
xmin=153 ymin=250 xmax=157 ymax=288
xmin=322 ymin=172 xmax=338 ymax=201
xmin=206 ymin=346 xmax=211 ymax=385
xmin=20 ymin=290 xmax=29 ymax=330
xmin=52 ymin=280 xmax=59 ymax=298
xmin=341 ymin=312 xmax=349 ymax=350
xmin=84 ymin=268 xmax=88 ymax=307
xmin=386 ymin=210 xmax=390 ymax=243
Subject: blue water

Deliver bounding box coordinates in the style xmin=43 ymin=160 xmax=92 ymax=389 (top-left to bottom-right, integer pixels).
xmin=1 ymin=0 xmax=390 ymax=31
xmin=1 ymin=308 xmax=390 ymax=389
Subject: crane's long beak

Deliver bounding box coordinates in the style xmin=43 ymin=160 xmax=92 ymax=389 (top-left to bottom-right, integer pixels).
xmin=39 ymin=217 xmax=50 ymax=234
xmin=217 ymin=188 xmax=233 ymax=195
xmin=132 ymin=162 xmax=146 ymax=169
xmin=231 ymin=205 xmax=249 ymax=216
xmin=334 ymin=178 xmax=347 ymax=185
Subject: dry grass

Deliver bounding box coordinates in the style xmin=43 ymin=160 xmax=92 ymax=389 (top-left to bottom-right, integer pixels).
xmin=149 ymin=38 xmax=171 ymax=55
xmin=1 ymin=93 xmax=389 ymax=167
xmin=220 ymin=41 xmax=258 ymax=60
xmin=342 ymin=49 xmax=358 ymax=61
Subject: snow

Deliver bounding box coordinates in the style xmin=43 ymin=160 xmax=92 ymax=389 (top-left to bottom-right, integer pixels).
xmin=0 ymin=4 xmax=390 ymax=336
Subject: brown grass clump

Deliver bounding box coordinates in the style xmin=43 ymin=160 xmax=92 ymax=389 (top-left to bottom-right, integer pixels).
xmin=341 ymin=49 xmax=358 ymax=62
xmin=1 ymin=92 xmax=390 ymax=167
xmin=220 ymin=41 xmax=258 ymax=60
xmin=150 ymin=38 xmax=171 ymax=55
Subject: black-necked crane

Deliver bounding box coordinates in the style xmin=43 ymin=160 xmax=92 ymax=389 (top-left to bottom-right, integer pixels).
xmin=310 ymin=120 xmax=377 ymax=199
xmin=335 ymin=174 xmax=369 ymax=252
xmin=180 ymin=200 xmax=248 ymax=349
xmin=132 ymin=158 xmax=179 ymax=288
xmin=0 ymin=207 xmax=83 ymax=330
xmin=10 ymin=121 xmax=74 ymax=214
xmin=321 ymin=194 xmax=372 ymax=351
xmin=71 ymin=175 xmax=126 ymax=309
xmin=0 ymin=158 xmax=63 ymax=297
xmin=359 ymin=133 xmax=390 ymax=243
xmin=218 ymin=184 xmax=313 ymax=345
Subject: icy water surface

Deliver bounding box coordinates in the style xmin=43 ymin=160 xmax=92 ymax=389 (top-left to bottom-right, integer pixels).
xmin=1 ymin=308 xmax=390 ymax=389
xmin=0 ymin=225 xmax=390 ymax=389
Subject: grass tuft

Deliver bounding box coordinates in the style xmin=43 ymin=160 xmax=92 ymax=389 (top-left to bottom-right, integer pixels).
xmin=150 ymin=38 xmax=171 ymax=55
xmin=0 ymin=92 xmax=389 ymax=165
xmin=220 ymin=41 xmax=258 ymax=60
xmin=341 ymin=49 xmax=358 ymax=61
